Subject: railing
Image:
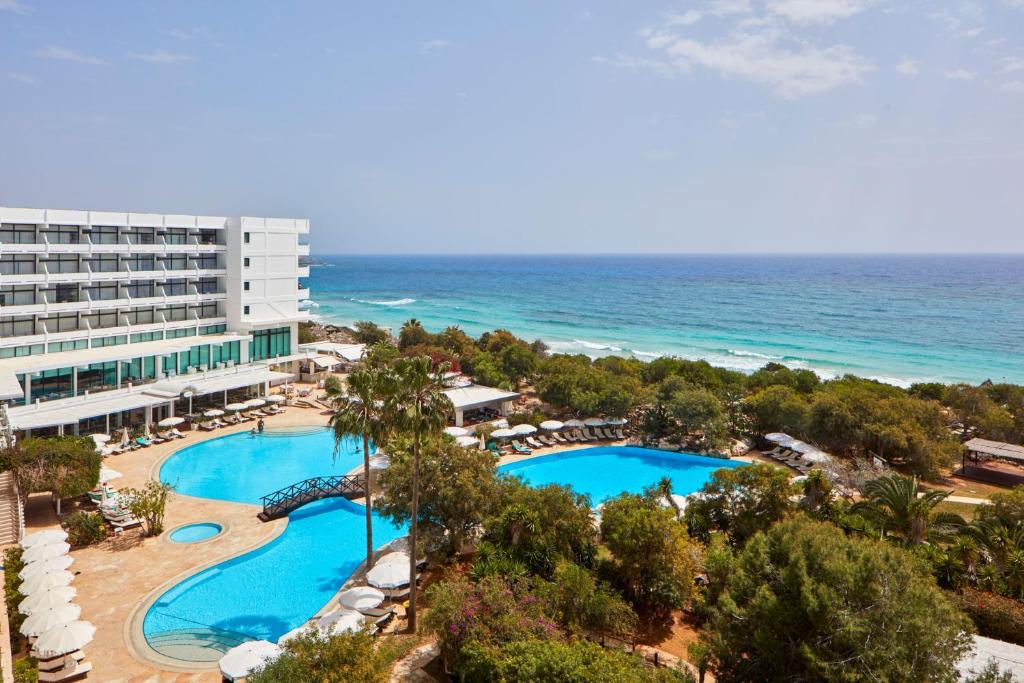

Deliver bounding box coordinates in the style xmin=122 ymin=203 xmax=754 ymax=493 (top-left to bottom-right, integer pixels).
xmin=258 ymin=475 xmax=366 ymax=521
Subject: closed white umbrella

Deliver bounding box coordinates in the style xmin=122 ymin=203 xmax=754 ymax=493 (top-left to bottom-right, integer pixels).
xmin=245 ymin=399 xmax=266 ymax=408
xmin=539 ymin=420 xmax=564 ymax=431
xmin=219 ymin=640 xmax=281 ymax=681
xmin=23 ymin=542 xmax=70 ymax=564
xmin=90 ymin=434 xmax=110 ymax=449
xmin=317 ymin=609 xmax=365 ymax=635
xmin=225 ymin=402 xmax=248 ymax=412
xmin=265 ymin=394 xmax=286 ymax=404
xmin=33 ymin=621 xmax=95 ymax=658
xmin=20 ymin=603 xmax=81 ymax=637
xmin=98 ymin=466 xmax=122 ymax=483
xmin=606 ymin=417 xmax=628 ymax=426
xmin=18 ymin=586 xmax=76 ymax=616
xmin=563 ymin=419 xmax=584 ymax=428
xmin=490 ymin=428 xmax=516 ymax=439
xmin=583 ymin=417 xmax=606 ymax=427
xmin=20 ymin=530 xmax=68 ymax=550
xmin=21 ymin=570 xmax=74 ymax=595
xmin=338 ymin=586 xmax=385 ymax=612
xmin=511 ymin=424 xmax=537 ymax=435
xmin=158 ymin=416 xmax=184 ymax=428
xmin=203 ymin=409 xmax=224 ymax=418
xmin=367 ymin=560 xmax=411 ymax=590
xmin=444 ymin=426 xmax=469 ymax=437
xmin=455 ymin=435 xmax=478 ymax=448
xmin=19 ymin=555 xmax=74 ymax=581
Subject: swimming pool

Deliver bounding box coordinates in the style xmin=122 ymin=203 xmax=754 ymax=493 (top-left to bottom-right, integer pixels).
xmin=498 ymin=446 xmax=742 ymax=505
xmin=168 ymin=523 xmax=222 ymax=543
xmin=143 ymin=427 xmax=402 ymax=662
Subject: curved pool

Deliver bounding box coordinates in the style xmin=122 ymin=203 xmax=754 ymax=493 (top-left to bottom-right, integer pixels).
xmin=169 ymin=523 xmax=222 ymax=543
xmin=144 ymin=427 xmax=402 ymax=663
xmin=498 ymin=446 xmax=742 ymax=504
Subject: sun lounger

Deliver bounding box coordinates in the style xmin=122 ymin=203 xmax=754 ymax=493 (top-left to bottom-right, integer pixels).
xmin=763 ymin=447 xmax=784 ymax=458
xmin=212 ymin=419 xmax=227 ymax=428
xmin=552 ymin=432 xmax=568 ymax=443
xmin=510 ymin=440 xmax=532 ymax=454
xmin=565 ymin=431 xmax=580 ymax=442
xmin=87 ymin=488 xmax=117 ymax=504
xmin=36 ymin=651 xmax=85 ymax=672
xmin=538 ymin=435 xmax=557 ymax=446
xmin=198 ymin=422 xmax=215 ymax=431
xmin=580 ymin=428 xmax=599 ymax=441
xmin=169 ymin=428 xmax=187 ymax=439
xmin=614 ymin=428 xmax=625 ymax=440
xmin=599 ymin=428 xmax=615 ymax=440
xmin=37 ymin=657 xmax=91 ymax=683
xmin=526 ymin=436 xmax=544 ymax=449
xmin=487 ymin=443 xmax=503 ymax=456
xmin=135 ymin=437 xmax=152 ymax=447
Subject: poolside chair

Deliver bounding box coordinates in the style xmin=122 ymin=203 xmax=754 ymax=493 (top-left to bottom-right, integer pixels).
xmin=538 ymin=435 xmax=557 ymax=447
xmin=510 ymin=440 xmax=532 ymax=454
xmin=580 ymin=428 xmax=598 ymax=441
xmin=487 ymin=443 xmax=503 ymax=457
xmin=763 ymin=446 xmax=784 ymax=458
xmin=600 ymin=428 xmax=616 ymax=440
xmin=36 ymin=655 xmax=91 ymax=683
xmin=135 ymin=436 xmax=152 ymax=447
xmin=198 ymin=422 xmax=215 ymax=431
xmin=614 ymin=428 xmax=626 ymax=440
xmin=552 ymin=432 xmax=568 ymax=443
xmin=526 ymin=436 xmax=544 ymax=449
xmin=87 ymin=487 xmax=117 ymax=505
xmin=565 ymin=431 xmax=580 ymax=442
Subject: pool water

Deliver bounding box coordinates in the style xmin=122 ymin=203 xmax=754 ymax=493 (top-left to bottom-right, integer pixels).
xmin=498 ymin=446 xmax=742 ymax=505
xmin=159 ymin=427 xmax=367 ymax=504
xmin=169 ymin=523 xmax=222 ymax=543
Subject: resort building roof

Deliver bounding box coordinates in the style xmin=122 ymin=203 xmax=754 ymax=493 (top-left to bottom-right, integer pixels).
xmin=444 ymin=384 xmax=520 ymax=411
xmin=964 ymin=438 xmax=1024 ymax=463
xmin=958 ymin=635 xmax=1024 ymax=679
xmin=298 ymin=342 xmax=366 ymax=362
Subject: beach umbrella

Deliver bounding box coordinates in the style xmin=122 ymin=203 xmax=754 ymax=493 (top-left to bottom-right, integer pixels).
xmin=265 ymin=394 xmax=286 ymax=404
xmin=20 ymin=530 xmax=68 ymax=550
xmin=563 ymin=419 xmax=584 ymax=428
xmin=789 ymin=441 xmax=818 ymax=454
xmin=606 ymin=417 xmax=627 ymax=425
xmin=511 ymin=424 xmax=537 ymax=435
xmin=225 ymin=402 xmax=247 ymax=413
xmin=491 ymin=418 xmax=509 ymax=429
xmin=444 ymin=426 xmax=469 ymax=437
xmin=20 ymin=603 xmax=81 ymax=637
xmin=277 ymin=625 xmax=310 ymax=645
xmin=368 ymin=453 xmax=391 ymax=470
xmin=490 ymin=428 xmax=516 ymax=439
xmin=455 ymin=435 xmax=478 ymax=448
xmin=21 ymin=570 xmax=74 ymax=596
xmin=367 ymin=558 xmax=412 ymax=590
xmin=219 ymin=640 xmax=282 ymax=681
xmin=32 ymin=620 xmax=95 ymax=658
xmin=245 ymin=399 xmax=266 ymax=409
xmin=764 ymin=432 xmax=794 ymax=444
xmin=318 ymin=609 xmax=365 ymax=636
xmin=583 ymin=417 xmax=606 ymax=427
xmin=18 ymin=586 xmax=76 ymax=616
xmin=203 ymin=409 xmax=225 ymax=418
xmin=98 ymin=466 xmax=122 ymax=483
xmin=19 ymin=555 xmax=74 ymax=581
xmin=800 ymin=451 xmax=832 ymax=464
xmin=338 ymin=586 xmax=385 ymax=612
xmin=539 ymin=420 xmax=564 ymax=431
xmin=376 ymin=551 xmax=410 ymax=566
xmin=158 ymin=416 xmax=184 ymax=428
xmin=23 ymin=542 xmax=70 ymax=565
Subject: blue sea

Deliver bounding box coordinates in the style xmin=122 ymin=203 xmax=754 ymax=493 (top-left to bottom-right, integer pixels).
xmin=303 ymin=255 xmax=1024 ymax=387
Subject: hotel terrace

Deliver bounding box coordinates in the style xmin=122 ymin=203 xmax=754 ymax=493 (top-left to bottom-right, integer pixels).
xmin=0 ymin=206 xmax=314 ymax=442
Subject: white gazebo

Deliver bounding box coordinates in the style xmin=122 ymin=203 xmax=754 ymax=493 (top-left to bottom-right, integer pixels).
xmin=443 ymin=384 xmax=520 ymax=427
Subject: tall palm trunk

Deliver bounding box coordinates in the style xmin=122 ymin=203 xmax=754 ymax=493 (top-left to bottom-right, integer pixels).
xmin=362 ymin=432 xmax=373 ymax=571
xmin=408 ymin=424 xmax=421 ymax=632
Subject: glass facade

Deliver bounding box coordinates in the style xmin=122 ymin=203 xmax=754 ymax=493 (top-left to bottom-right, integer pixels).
xmin=1 ymin=343 xmax=44 ymax=359
xmin=77 ymin=361 xmax=117 ymax=393
xmin=249 ymin=327 xmax=291 ymax=361
xmin=31 ymin=368 xmax=74 ymax=402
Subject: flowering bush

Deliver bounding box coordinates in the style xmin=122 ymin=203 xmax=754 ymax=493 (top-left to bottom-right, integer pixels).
xmin=952 ymin=588 xmax=1024 ymax=646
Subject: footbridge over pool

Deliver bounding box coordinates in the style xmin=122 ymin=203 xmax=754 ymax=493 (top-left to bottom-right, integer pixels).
xmin=257 ymin=474 xmax=367 ymax=521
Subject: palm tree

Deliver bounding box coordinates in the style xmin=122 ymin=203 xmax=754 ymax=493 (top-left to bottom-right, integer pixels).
xmin=965 ymin=518 xmax=1024 ymax=597
xmin=327 ymin=366 xmax=394 ymax=571
xmin=850 ymin=474 xmax=965 ymax=546
xmin=390 ymin=356 xmax=453 ymax=632
xmin=654 ymin=477 xmax=681 ymax=518
xmin=800 ymin=469 xmax=833 ymax=514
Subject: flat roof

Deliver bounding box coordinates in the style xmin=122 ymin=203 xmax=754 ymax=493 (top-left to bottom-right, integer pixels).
xmin=7 ymin=365 xmax=292 ymax=430
xmin=965 ymin=438 xmax=1024 ymax=462
xmin=444 ymin=384 xmax=520 ymax=411
xmin=958 ymin=636 xmax=1024 ymax=679
xmin=299 ymin=342 xmax=366 ymax=362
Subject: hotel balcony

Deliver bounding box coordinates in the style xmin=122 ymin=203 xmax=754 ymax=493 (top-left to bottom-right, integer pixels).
xmin=0 ymin=235 xmax=226 ymax=256
xmin=297 ymin=243 xmax=311 ymax=257
xmin=297 ymin=285 xmax=311 ymax=301
xmin=1 ymin=315 xmax=229 ymax=350
xmin=0 ymin=264 xmax=227 ymax=286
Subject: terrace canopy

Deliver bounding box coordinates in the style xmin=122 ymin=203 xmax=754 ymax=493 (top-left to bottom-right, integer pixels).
xmin=443 ymin=384 xmax=520 ymax=427
xmin=960 ymin=438 xmax=1024 ymax=486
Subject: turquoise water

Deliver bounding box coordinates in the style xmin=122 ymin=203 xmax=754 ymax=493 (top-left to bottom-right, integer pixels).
xmin=144 ymin=428 xmax=401 ymax=661
xmin=169 ymin=523 xmax=222 ymax=543
xmin=499 ymin=446 xmax=742 ymax=505
xmin=159 ymin=427 xmax=367 ymax=505
xmin=305 ymin=255 xmax=1024 ymax=386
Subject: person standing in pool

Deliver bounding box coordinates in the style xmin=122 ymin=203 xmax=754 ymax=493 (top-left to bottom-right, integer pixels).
xmin=257 ymin=418 xmax=265 ymax=433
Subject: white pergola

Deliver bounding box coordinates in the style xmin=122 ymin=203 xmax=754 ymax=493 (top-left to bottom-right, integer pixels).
xmin=443 ymin=384 xmax=520 ymax=427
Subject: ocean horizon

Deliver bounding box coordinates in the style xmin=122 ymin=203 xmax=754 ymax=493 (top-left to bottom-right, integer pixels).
xmin=304 ymin=254 xmax=1024 ymax=387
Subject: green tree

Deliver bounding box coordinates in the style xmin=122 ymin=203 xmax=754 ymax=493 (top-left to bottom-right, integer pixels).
xmin=351 ymin=320 xmax=389 ymax=345
xmin=684 ymin=464 xmax=795 ymax=546
xmin=398 ymin=318 xmax=431 ymax=350
xmin=945 ymin=384 xmax=1015 ymax=441
xmin=850 ymin=474 xmax=965 ymax=546
xmin=1 ymin=436 xmax=102 ymax=515
xmin=743 ymin=385 xmax=809 ymax=435
xmin=248 ymin=630 xmax=392 ymax=683
xmin=536 ymin=562 xmax=637 ymax=639
xmin=499 ymin=344 xmax=538 ymax=387
xmin=375 ymin=435 xmax=500 ymax=557
xmin=327 ymin=366 xmax=394 ymax=570
xmin=667 ymin=386 xmax=727 ymax=448
xmin=964 ymin=517 xmax=1024 ymax=598
xmin=599 ymin=493 xmax=697 ymax=614
xmin=389 ymin=356 xmax=453 ymax=631
xmin=979 ymin=486 xmax=1024 ymax=527
xmin=701 ymin=516 xmax=973 ymax=682
xmin=362 ymin=341 xmax=400 ymax=369
xmin=124 ymin=480 xmax=173 ymax=536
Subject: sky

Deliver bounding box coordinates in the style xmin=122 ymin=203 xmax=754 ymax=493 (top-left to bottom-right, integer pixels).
xmin=1 ymin=1 xmax=1023 ymax=254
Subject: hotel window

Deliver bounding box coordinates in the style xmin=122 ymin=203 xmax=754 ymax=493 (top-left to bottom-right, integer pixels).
xmin=244 ymin=232 xmax=250 ymax=243
xmin=192 ymin=302 xmax=218 ymax=319
xmin=193 ymin=254 xmax=218 ymax=269
xmin=179 ymin=344 xmax=210 ymax=374
xmin=43 ymin=255 xmax=79 ymax=274
xmin=162 ymin=279 xmax=188 ymax=297
xmin=124 ymin=227 xmax=154 ymax=244
xmin=41 ymin=313 xmax=78 ymax=333
xmin=47 ymin=339 xmax=87 ymax=353
xmin=244 ymin=257 xmax=250 ymax=267
xmin=0 ymin=286 xmax=36 ymax=306
xmin=127 ymin=308 xmax=155 ymax=325
xmin=77 ymin=361 xmax=117 ymax=393
xmin=84 ymin=311 xmax=120 ymax=329
xmin=0 ymin=223 xmax=36 ymax=244
xmin=162 ymin=353 xmax=177 ymax=375
xmin=244 ymin=305 xmax=250 ymax=315
xmin=0 ymin=255 xmax=36 ymax=275
xmin=244 ymin=281 xmax=250 ymax=291
xmin=249 ymin=326 xmax=291 ymax=361
xmin=88 ymin=226 xmax=119 ymax=244
xmin=88 ymin=255 xmax=119 ymax=273
xmin=0 ymin=343 xmax=44 ymax=359
xmin=31 ymin=367 xmax=74 ymax=402
xmin=83 ymin=283 xmax=118 ymax=301
xmin=162 ymin=255 xmax=188 ymax=271
xmin=198 ymin=229 xmax=218 ymax=245
xmin=92 ymin=335 xmax=126 ymax=348
xmin=45 ymin=225 xmax=80 ymax=244
xmin=54 ymin=284 xmax=79 ymax=304
xmin=126 ymin=281 xmax=156 ymax=298
xmin=164 ymin=228 xmax=188 ymax=245
xmin=124 ymin=255 xmax=156 ymax=272
xmin=130 ymin=331 xmax=163 ymax=343
xmin=197 ymin=277 xmax=218 ymax=295
xmin=121 ymin=357 xmax=143 ymax=384
xmin=1 ymin=316 xmax=36 ymax=337
xmin=200 ymin=324 xmax=226 ymax=335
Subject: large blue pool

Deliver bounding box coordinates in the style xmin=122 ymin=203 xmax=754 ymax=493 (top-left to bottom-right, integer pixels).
xmin=498 ymin=446 xmax=742 ymax=505
xmin=143 ymin=433 xmax=736 ymax=662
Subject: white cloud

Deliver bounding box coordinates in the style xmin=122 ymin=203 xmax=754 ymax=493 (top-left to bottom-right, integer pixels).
xmin=963 ymin=27 xmax=984 ymax=39
xmin=0 ymin=0 xmax=30 ymax=15
xmin=707 ymin=0 xmax=753 ymax=16
xmin=944 ymin=68 xmax=974 ymax=80
xmin=33 ymin=45 xmax=108 ymax=66
xmin=641 ymin=20 xmax=872 ymax=98
xmin=896 ymin=59 xmax=919 ymax=76
xmin=999 ymin=57 xmax=1024 ymax=74
xmin=766 ymin=0 xmax=875 ymax=25
xmin=128 ymin=50 xmax=196 ymax=64
xmin=7 ymin=71 xmax=36 ymax=84
xmin=1000 ymin=80 xmax=1024 ymax=93
xmin=591 ymin=53 xmax=675 ymax=78
xmin=420 ymin=39 xmax=453 ymax=53
xmin=666 ymin=10 xmax=702 ymax=26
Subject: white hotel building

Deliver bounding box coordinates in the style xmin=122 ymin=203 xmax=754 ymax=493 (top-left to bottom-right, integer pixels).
xmin=0 ymin=206 xmax=313 ymax=438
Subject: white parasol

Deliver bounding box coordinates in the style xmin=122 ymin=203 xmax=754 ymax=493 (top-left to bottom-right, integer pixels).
xmin=583 ymin=417 xmax=606 ymax=427
xmin=317 ymin=609 xmax=365 ymax=635
xmin=539 ymin=420 xmax=564 ymax=430
xmin=367 ymin=557 xmax=412 ymax=590
xmin=158 ymin=416 xmax=184 ymax=428
xmin=444 ymin=426 xmax=469 ymax=437
xmin=21 ymin=570 xmax=74 ymax=595
xmin=33 ymin=620 xmax=95 ymax=658
xmin=455 ymin=435 xmax=479 ymax=447
xmin=219 ymin=640 xmax=282 ymax=681
xmin=605 ymin=417 xmax=628 ymax=425
xmin=265 ymin=394 xmax=286 ymax=404
xmin=203 ymin=409 xmax=225 ymax=418
xmin=20 ymin=603 xmax=81 ymax=637
xmin=338 ymin=586 xmax=385 ymax=612
xmin=563 ymin=419 xmax=584 ymax=428
xmin=98 ymin=466 xmax=122 ymax=483
xmin=20 ymin=530 xmax=68 ymax=550
xmin=225 ymin=402 xmax=248 ymax=412
xmin=245 ymin=398 xmax=266 ymax=408
xmin=23 ymin=542 xmax=70 ymax=564
xmin=90 ymin=434 xmax=110 ymax=448
xmin=18 ymin=586 xmax=76 ymax=615
xmin=511 ymin=424 xmax=537 ymax=435
xmin=19 ymin=555 xmax=74 ymax=581
xmin=490 ymin=428 xmax=516 ymax=439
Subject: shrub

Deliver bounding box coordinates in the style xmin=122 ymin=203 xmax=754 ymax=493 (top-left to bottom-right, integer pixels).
xmin=64 ymin=511 xmax=107 ymax=548
xmin=952 ymin=588 xmax=1024 ymax=646
xmin=248 ymin=630 xmax=391 ymax=682
xmin=352 ymin=321 xmax=389 ymax=346
xmin=123 ymin=480 xmax=173 ymax=536
xmin=4 ymin=547 xmax=26 ymax=653
xmin=12 ymin=658 xmax=37 ymax=683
